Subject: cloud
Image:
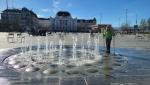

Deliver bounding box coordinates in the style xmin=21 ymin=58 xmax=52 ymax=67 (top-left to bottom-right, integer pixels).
xmin=51 ymin=0 xmax=73 ymax=14
xmin=41 ymin=9 xmax=50 ymax=12
xmin=52 ymin=0 xmax=61 ymax=14
xmin=37 ymin=14 xmax=44 ymax=18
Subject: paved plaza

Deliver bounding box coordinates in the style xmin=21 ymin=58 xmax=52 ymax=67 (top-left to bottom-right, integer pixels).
xmin=0 ymin=32 xmax=150 ymax=85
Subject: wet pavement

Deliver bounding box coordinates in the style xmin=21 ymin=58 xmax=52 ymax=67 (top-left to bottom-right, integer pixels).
xmin=0 ymin=47 xmax=150 ymax=85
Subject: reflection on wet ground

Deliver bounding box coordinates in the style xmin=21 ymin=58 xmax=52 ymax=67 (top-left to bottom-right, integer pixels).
xmin=0 ymin=47 xmax=150 ymax=85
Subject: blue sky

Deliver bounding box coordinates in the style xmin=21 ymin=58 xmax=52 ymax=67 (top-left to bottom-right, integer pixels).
xmin=0 ymin=0 xmax=150 ymax=27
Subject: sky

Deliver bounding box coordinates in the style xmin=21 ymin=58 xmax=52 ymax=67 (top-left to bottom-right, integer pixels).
xmin=0 ymin=0 xmax=150 ymax=27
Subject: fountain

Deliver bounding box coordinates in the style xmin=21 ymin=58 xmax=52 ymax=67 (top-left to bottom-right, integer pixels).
xmin=3 ymin=32 xmax=128 ymax=82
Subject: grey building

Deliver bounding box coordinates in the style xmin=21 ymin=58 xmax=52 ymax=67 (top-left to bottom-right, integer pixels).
xmin=38 ymin=18 xmax=50 ymax=31
xmin=0 ymin=19 xmax=2 ymax=31
xmin=77 ymin=18 xmax=96 ymax=32
xmin=1 ymin=7 xmax=38 ymax=32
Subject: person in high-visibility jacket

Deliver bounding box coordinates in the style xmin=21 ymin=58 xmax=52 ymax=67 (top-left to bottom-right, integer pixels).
xmin=103 ymin=25 xmax=114 ymax=53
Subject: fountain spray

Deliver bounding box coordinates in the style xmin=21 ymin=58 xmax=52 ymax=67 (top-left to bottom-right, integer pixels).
xmin=29 ymin=35 xmax=33 ymax=55
xmin=59 ymin=40 xmax=63 ymax=65
xmin=113 ymin=35 xmax=116 ymax=55
xmin=87 ymin=34 xmax=91 ymax=60
xmin=45 ymin=32 xmax=49 ymax=54
xmin=37 ymin=39 xmax=40 ymax=54
xmin=72 ymin=35 xmax=77 ymax=61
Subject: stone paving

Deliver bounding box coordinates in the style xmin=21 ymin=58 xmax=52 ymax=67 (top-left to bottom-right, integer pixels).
xmin=0 ymin=32 xmax=150 ymax=85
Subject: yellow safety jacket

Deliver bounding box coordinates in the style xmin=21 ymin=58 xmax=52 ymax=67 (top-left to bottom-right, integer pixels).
xmin=103 ymin=30 xmax=113 ymax=39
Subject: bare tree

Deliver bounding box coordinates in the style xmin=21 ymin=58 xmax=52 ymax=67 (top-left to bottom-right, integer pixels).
xmin=147 ymin=18 xmax=150 ymax=30
xmin=140 ymin=19 xmax=147 ymax=29
xmin=121 ymin=23 xmax=130 ymax=33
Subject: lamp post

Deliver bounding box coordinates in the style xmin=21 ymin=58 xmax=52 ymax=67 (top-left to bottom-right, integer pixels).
xmin=99 ymin=13 xmax=102 ymax=24
xmin=135 ymin=14 xmax=138 ymax=33
xmin=6 ymin=0 xmax=8 ymax=9
xmin=6 ymin=0 xmax=10 ymax=31
xmin=125 ymin=9 xmax=128 ymax=33
xmin=119 ymin=17 xmax=121 ymax=29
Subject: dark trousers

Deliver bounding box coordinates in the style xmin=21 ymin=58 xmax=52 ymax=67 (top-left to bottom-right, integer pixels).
xmin=106 ymin=38 xmax=112 ymax=53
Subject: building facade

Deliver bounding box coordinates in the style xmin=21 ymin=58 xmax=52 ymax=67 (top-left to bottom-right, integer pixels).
xmin=1 ymin=8 xmax=97 ymax=32
xmin=1 ymin=7 xmax=38 ymax=32
xmin=49 ymin=11 xmax=96 ymax=32
xmin=90 ymin=24 xmax=112 ymax=33
xmin=0 ymin=20 xmax=1 ymax=28
xmin=49 ymin=11 xmax=77 ymax=32
xmin=38 ymin=18 xmax=51 ymax=31
xmin=77 ymin=18 xmax=96 ymax=32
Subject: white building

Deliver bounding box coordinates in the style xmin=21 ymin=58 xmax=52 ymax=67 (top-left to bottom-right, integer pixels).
xmin=50 ymin=11 xmax=77 ymax=32
xmin=38 ymin=11 xmax=96 ymax=32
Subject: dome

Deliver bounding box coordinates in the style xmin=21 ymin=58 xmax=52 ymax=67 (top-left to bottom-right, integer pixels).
xmin=56 ymin=11 xmax=71 ymax=17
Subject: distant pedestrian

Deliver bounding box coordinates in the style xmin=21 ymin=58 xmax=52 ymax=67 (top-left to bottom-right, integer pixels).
xmin=103 ymin=25 xmax=114 ymax=54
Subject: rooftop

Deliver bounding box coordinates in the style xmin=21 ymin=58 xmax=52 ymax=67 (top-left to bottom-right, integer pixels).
xmin=56 ymin=11 xmax=71 ymax=17
xmin=2 ymin=7 xmax=37 ymax=18
xmin=38 ymin=18 xmax=50 ymax=20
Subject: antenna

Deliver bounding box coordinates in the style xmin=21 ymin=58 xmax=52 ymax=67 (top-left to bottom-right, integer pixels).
xmin=125 ymin=9 xmax=128 ymax=26
xmin=119 ymin=17 xmax=121 ymax=28
xmin=136 ymin=14 xmax=138 ymax=25
xmin=12 ymin=0 xmax=14 ymax=8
